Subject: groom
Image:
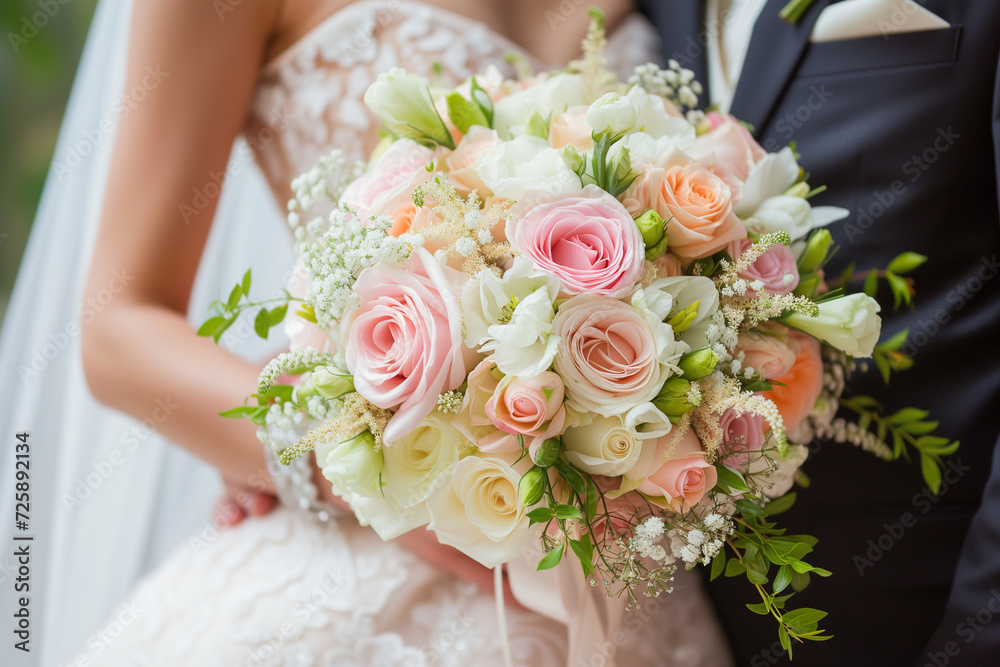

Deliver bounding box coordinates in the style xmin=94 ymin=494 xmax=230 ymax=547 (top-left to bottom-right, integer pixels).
xmin=636 ymin=0 xmax=1000 ymax=664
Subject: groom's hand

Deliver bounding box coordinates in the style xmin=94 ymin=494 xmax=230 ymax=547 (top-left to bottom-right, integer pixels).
xmin=214 ymin=474 xmax=277 ymax=528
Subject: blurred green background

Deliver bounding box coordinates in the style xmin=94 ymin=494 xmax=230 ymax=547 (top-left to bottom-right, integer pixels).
xmin=0 ymin=0 xmax=98 ymax=325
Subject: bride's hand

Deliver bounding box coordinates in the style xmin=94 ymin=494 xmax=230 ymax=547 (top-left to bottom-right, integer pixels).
xmin=213 ymin=474 xmax=277 ymax=528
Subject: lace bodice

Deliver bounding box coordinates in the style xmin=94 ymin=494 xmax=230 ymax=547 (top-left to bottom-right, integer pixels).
xmin=244 ymin=0 xmax=662 ymax=205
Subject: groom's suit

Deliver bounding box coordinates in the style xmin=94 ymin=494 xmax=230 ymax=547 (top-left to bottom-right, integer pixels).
xmin=636 ymin=1 xmax=1000 ymax=664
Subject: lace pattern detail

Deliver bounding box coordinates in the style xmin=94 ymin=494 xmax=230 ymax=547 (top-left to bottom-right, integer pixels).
xmin=265 ymin=446 xmax=344 ymax=523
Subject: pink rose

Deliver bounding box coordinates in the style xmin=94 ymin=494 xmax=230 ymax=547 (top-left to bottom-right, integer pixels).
xmin=625 ymin=163 xmax=747 ymax=262
xmin=446 ymin=126 xmax=503 ymax=199
xmin=688 ymin=113 xmax=767 ymax=186
xmin=485 ymin=372 xmax=566 ymax=450
xmin=727 ymin=238 xmax=800 ymax=296
xmin=549 ymin=105 xmax=594 ymax=151
xmin=652 ymin=252 xmax=684 ymax=278
xmin=552 ymin=294 xmax=665 ymax=416
xmin=342 ymin=139 xmax=438 ymax=220
xmin=345 ymin=248 xmax=468 ymax=445
xmin=736 ymin=322 xmax=797 ymax=380
xmin=507 ymin=185 xmax=645 ymax=298
xmin=453 ymin=358 xmax=512 ymax=452
xmin=718 ymin=408 xmax=767 ymax=472
xmin=636 ymin=430 xmax=717 ymax=512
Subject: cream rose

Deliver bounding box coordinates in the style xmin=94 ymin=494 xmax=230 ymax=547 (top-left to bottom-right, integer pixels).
xmin=562 ymin=414 xmax=645 ymax=476
xmin=425 ymin=453 xmax=538 ymax=567
xmin=381 ymin=411 xmax=475 ymax=509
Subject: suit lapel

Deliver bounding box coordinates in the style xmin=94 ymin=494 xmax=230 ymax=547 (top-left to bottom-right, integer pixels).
xmin=729 ymin=0 xmax=833 ymax=136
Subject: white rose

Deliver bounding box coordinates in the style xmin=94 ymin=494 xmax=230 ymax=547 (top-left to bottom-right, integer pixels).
xmin=352 ymin=493 xmax=431 ymax=541
xmin=462 ymin=256 xmax=561 ymax=378
xmin=476 ymin=135 xmax=582 ymax=200
xmin=318 ymin=431 xmax=384 ymax=499
xmin=492 ymin=74 xmax=585 ymax=139
xmin=426 ymin=453 xmax=537 ymax=568
xmin=562 ymin=413 xmax=645 ymax=476
xmin=625 ymin=86 xmax=695 ymax=147
xmin=781 ymin=293 xmax=882 ymax=358
xmin=364 ymin=68 xmax=453 ymax=147
xmin=381 ymin=411 xmax=475 ymax=509
xmin=735 ymin=147 xmax=800 ymax=218
xmin=586 ymin=92 xmax=639 ymax=137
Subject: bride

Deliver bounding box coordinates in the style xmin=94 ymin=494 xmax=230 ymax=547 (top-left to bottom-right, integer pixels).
xmin=3 ymin=0 xmax=732 ymax=664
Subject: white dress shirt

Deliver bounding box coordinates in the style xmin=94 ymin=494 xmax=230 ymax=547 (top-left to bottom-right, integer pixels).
xmin=706 ymin=0 xmax=769 ymax=112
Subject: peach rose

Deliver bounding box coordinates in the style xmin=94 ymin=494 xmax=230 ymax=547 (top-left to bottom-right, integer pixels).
xmin=688 ymin=113 xmax=767 ymax=185
xmin=652 ymin=253 xmax=684 ymax=278
xmin=454 ymin=358 xmax=511 ymax=453
xmin=626 ymin=163 xmax=747 ymax=262
xmin=736 ymin=323 xmax=797 ymax=380
xmin=485 ymin=372 xmax=566 ymax=451
xmin=446 ymin=126 xmax=503 ymax=199
xmin=552 ymin=294 xmax=666 ymax=417
xmin=549 ymin=105 xmax=594 ymax=151
xmin=636 ymin=430 xmax=717 ymax=512
xmin=765 ymin=332 xmax=824 ymax=433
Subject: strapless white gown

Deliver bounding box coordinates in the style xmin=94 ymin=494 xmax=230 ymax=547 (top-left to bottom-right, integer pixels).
xmin=73 ymin=4 xmax=733 ymax=665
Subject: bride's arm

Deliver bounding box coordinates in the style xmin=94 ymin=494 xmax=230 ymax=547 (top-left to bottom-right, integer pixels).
xmin=81 ymin=0 xmax=282 ymax=486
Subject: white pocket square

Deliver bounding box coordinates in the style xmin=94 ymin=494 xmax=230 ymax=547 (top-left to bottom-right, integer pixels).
xmin=810 ymin=0 xmax=949 ymax=43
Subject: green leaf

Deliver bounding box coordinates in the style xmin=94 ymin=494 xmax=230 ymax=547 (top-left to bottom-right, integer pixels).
xmin=725 ymin=559 xmax=746 ymax=578
xmin=469 ymin=76 xmax=494 ymax=126
xmin=921 ymin=454 xmax=943 ymax=494
xmin=537 ymin=541 xmax=565 ymax=571
xmin=197 ymin=316 xmax=227 ymax=337
xmin=527 ymin=507 xmax=555 ymax=524
xmin=584 ymin=480 xmax=599 ymax=521
xmin=783 ymin=608 xmax=828 ymax=630
xmin=878 ymin=327 xmax=909 ymax=351
xmin=790 ymin=570 xmax=811 ymax=592
xmin=746 ymin=568 xmax=768 ymax=586
xmin=212 ymin=317 xmax=236 ymax=343
xmin=774 ymin=565 xmax=792 ymax=594
xmin=763 ymin=492 xmax=797 ymax=516
xmin=218 ymin=405 xmax=259 ymax=419
xmin=446 ymin=91 xmax=489 ymax=134
xmin=710 ymin=550 xmax=726 ymax=581
xmin=886 ymin=271 xmax=912 ymax=310
xmin=887 ymin=407 xmax=929 ymax=425
xmin=736 ymin=499 xmax=766 ymax=518
xmin=778 ymin=625 xmax=791 ymax=655
xmin=839 ymin=261 xmax=855 ymax=287
xmin=268 ymin=304 xmax=288 ymax=327
xmin=862 ymin=269 xmax=878 ymax=297
xmin=746 ymin=602 xmax=770 ymax=615
xmin=227 ymin=283 xmax=243 ymax=311
xmin=552 ymin=504 xmax=582 ymax=520
xmin=254 ymin=308 xmax=271 ymax=339
xmin=900 ymin=421 xmax=940 ymax=436
xmin=887 ymin=252 xmax=927 ymax=275
xmin=849 ymin=395 xmax=882 ymax=409
xmin=569 ymin=536 xmax=595 ymax=577
xmin=554 ymin=460 xmax=587 ymax=495
xmin=241 ymin=269 xmax=252 ymax=296
xmin=716 ymin=465 xmax=751 ymax=494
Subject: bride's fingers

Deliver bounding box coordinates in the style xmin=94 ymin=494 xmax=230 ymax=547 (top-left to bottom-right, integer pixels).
xmin=243 ymin=491 xmax=276 ymax=516
xmin=214 ymin=498 xmax=246 ymax=528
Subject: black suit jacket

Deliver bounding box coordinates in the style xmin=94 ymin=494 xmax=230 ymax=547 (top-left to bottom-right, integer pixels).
xmin=635 ymin=1 xmax=1000 ymax=665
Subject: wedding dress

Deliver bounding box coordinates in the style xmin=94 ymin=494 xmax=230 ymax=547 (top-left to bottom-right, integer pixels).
xmin=53 ymin=3 xmax=733 ymax=665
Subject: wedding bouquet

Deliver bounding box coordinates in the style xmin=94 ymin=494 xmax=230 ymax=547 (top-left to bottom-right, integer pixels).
xmin=204 ymin=11 xmax=957 ymax=656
